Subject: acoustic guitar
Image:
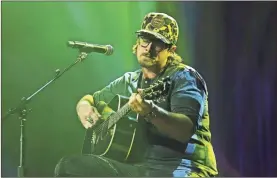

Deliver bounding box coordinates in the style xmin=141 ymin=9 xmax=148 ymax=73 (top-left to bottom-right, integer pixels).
xmin=82 ymin=77 xmax=171 ymax=162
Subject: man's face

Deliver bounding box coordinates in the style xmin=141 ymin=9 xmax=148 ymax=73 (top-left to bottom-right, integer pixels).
xmin=136 ymin=34 xmax=170 ymax=68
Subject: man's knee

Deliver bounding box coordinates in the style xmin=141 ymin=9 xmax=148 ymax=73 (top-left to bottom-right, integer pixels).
xmin=53 ymin=154 xmax=106 ymax=177
xmin=54 ymin=155 xmax=88 ymax=177
xmin=54 ymin=156 xmax=69 ymax=177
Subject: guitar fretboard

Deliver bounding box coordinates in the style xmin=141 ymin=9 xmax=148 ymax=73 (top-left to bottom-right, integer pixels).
xmin=107 ymin=104 xmax=131 ymax=129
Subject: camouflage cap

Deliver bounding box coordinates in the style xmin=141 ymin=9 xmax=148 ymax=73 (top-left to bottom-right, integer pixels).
xmin=136 ymin=12 xmax=179 ymax=45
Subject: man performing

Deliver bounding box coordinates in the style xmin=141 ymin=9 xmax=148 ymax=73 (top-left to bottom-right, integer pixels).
xmin=54 ymin=12 xmax=218 ymax=177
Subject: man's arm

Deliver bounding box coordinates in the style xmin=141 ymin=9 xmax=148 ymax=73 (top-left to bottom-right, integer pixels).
xmin=129 ymin=70 xmax=206 ymax=143
xmin=76 ymin=95 xmax=100 ymax=129
xmin=147 ymin=106 xmax=195 ymax=144
xmin=76 ymin=73 xmax=133 ymax=128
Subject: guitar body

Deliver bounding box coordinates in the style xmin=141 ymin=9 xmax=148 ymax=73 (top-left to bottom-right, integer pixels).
xmin=82 ymin=95 xmax=140 ymax=162
xmin=81 ymin=77 xmax=170 ymax=162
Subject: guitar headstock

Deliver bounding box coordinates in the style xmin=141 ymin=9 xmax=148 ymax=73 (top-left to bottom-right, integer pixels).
xmin=141 ymin=76 xmax=171 ymax=101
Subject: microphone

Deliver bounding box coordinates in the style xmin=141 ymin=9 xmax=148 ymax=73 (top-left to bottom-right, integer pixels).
xmin=67 ymin=41 xmax=113 ymax=55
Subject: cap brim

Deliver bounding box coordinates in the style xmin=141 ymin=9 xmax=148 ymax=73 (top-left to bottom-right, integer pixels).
xmin=136 ymin=30 xmax=171 ymax=44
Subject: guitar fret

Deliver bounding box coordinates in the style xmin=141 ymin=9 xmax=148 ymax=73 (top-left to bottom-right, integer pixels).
xmin=107 ymin=104 xmax=131 ymax=128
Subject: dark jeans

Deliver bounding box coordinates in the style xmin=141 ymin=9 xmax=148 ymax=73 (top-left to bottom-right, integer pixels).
xmin=54 ymin=154 xmax=210 ymax=177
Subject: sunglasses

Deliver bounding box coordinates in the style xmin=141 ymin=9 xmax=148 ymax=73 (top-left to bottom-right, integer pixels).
xmin=138 ymin=35 xmax=168 ymax=52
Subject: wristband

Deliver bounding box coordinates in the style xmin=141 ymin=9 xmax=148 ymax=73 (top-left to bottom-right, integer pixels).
xmin=144 ymin=110 xmax=157 ymax=122
xmin=82 ymin=98 xmax=94 ymax=106
xmin=144 ymin=103 xmax=158 ymax=122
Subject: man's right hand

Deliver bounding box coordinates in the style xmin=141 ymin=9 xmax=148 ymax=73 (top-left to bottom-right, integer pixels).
xmin=76 ymin=100 xmax=101 ymax=129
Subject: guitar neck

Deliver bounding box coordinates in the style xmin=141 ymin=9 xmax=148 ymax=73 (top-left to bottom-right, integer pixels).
xmin=106 ymin=103 xmax=132 ymax=129
xmin=106 ymin=92 xmax=148 ymax=129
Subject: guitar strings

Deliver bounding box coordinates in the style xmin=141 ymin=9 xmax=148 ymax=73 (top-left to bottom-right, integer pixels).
xmin=93 ymin=105 xmax=131 ymax=136
xmin=91 ymin=79 xmax=166 ymax=137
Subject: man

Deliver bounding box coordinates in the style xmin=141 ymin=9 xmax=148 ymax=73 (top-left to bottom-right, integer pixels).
xmin=54 ymin=12 xmax=218 ymax=177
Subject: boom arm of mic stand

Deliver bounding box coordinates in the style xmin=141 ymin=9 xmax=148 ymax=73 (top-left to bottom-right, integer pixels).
xmin=2 ymin=52 xmax=88 ymax=120
xmin=1 ymin=51 xmax=88 ymax=177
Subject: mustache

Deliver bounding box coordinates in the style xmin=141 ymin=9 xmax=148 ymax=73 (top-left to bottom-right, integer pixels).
xmin=141 ymin=53 xmax=150 ymax=56
xmin=141 ymin=53 xmax=154 ymax=58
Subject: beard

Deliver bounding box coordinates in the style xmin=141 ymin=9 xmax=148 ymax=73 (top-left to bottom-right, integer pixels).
xmin=138 ymin=55 xmax=157 ymax=68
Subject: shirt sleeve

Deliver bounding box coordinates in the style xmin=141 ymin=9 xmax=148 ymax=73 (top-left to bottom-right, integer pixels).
xmin=170 ymin=69 xmax=207 ymax=126
xmin=92 ymin=72 xmax=136 ymax=106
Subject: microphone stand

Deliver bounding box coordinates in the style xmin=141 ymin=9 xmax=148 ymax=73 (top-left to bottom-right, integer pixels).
xmin=2 ymin=51 xmax=88 ymax=177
